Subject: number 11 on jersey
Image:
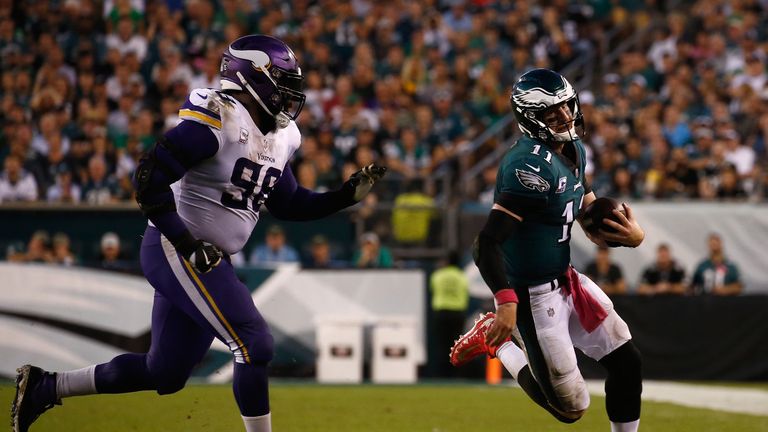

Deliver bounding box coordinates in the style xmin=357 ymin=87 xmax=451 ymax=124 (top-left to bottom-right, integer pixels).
xmin=558 ymin=196 xmax=583 ymax=243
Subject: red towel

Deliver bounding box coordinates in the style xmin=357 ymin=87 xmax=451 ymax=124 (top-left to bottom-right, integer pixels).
xmin=564 ymin=266 xmax=608 ymax=333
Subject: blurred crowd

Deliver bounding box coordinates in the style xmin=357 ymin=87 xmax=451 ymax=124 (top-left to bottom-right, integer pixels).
xmin=5 ymin=224 xmax=395 ymax=271
xmin=6 ymin=229 xmax=139 ymax=273
xmin=481 ymin=0 xmax=768 ymax=203
xmin=0 ymin=0 xmax=646 ymax=206
xmin=584 ymin=232 xmax=743 ymax=296
xmin=1 ymin=0 xmax=766 ymax=208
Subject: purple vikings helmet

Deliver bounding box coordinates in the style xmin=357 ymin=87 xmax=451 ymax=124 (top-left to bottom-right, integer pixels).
xmin=220 ymin=35 xmax=306 ymax=129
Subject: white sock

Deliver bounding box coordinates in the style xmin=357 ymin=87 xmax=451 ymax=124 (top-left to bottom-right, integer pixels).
xmin=495 ymin=341 xmax=527 ymax=380
xmin=242 ymin=413 xmax=271 ymax=432
xmin=611 ymin=419 xmax=640 ymax=432
xmin=56 ymin=365 xmax=97 ymax=399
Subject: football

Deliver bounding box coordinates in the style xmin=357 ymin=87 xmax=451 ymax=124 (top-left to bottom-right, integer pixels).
xmin=578 ymin=197 xmax=625 ymax=244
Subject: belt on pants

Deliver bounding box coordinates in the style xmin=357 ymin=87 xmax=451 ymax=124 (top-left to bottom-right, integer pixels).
xmin=528 ymin=274 xmax=568 ymax=295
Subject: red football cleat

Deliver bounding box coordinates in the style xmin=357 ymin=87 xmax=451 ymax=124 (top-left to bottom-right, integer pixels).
xmin=449 ymin=312 xmax=497 ymax=367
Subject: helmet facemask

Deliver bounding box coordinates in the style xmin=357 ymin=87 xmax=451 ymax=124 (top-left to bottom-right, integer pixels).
xmin=535 ymin=96 xmax=584 ymax=142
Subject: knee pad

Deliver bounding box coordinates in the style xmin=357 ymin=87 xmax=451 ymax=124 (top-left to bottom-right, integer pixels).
xmin=552 ymin=375 xmax=591 ymax=413
xmin=600 ymin=341 xmax=642 ymax=392
xmin=153 ymin=368 xmax=189 ymax=395
xmin=239 ymin=329 xmax=274 ymax=365
xmin=146 ymin=354 xmax=192 ymax=395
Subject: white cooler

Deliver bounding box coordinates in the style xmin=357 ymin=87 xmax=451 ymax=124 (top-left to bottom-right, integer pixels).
xmin=371 ymin=317 xmax=418 ymax=384
xmin=315 ymin=317 xmax=364 ymax=383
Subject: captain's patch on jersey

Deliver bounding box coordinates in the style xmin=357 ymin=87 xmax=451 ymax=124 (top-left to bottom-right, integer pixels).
xmin=556 ymin=176 xmax=567 ymax=193
xmin=515 ymin=169 xmax=550 ymax=192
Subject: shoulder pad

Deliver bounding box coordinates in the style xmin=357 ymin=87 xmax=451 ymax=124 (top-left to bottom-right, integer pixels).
xmin=178 ymin=88 xmax=223 ymax=130
xmin=510 ymin=153 xmax=556 ymax=175
xmin=503 ymin=152 xmax=556 ymax=193
xmin=274 ymin=120 xmax=302 ymax=153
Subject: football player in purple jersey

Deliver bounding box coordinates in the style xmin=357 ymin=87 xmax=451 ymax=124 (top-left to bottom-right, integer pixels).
xmin=12 ymin=34 xmax=386 ymax=432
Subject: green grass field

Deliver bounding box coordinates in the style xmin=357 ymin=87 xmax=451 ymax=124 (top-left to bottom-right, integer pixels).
xmin=3 ymin=383 xmax=767 ymax=432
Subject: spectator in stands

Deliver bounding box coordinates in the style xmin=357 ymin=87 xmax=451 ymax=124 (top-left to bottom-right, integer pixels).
xmin=296 ymin=162 xmax=319 ymax=192
xmin=46 ymin=166 xmax=82 ymax=203
xmin=716 ymin=164 xmax=748 ymax=200
xmin=664 ymin=148 xmax=699 ymax=198
xmin=691 ymin=233 xmax=742 ymax=296
xmin=638 ymin=243 xmax=686 ymax=296
xmin=303 ymin=235 xmax=346 ymax=269
xmin=477 ymin=164 xmax=499 ymax=207
xmin=0 ymin=155 xmax=38 ymax=202
xmin=96 ymin=231 xmax=136 ymax=274
xmin=105 ymin=16 xmax=148 ymax=63
xmin=353 ymin=232 xmax=393 ymax=269
xmin=722 ymin=129 xmax=755 ymax=182
xmin=584 ymin=246 xmax=626 ymax=295
xmin=51 ymin=232 xmax=76 ymax=266
xmin=430 ymin=251 xmax=469 ymax=377
xmin=7 ymin=230 xmax=53 ymax=263
xmin=248 ymin=225 xmax=299 ymax=267
xmin=28 ymin=133 xmax=70 ymax=196
xmin=384 ymin=127 xmax=431 ymax=179
xmin=82 ymin=155 xmax=118 ymax=205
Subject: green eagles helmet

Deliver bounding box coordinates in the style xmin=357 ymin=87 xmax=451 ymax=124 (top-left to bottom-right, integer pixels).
xmin=510 ymin=68 xmax=584 ymax=143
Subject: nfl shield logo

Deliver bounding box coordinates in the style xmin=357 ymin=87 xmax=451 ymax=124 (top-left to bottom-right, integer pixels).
xmin=547 ymin=307 xmax=555 ymax=318
xmin=556 ymin=177 xmax=567 ymax=193
xmin=239 ymin=128 xmax=249 ymax=144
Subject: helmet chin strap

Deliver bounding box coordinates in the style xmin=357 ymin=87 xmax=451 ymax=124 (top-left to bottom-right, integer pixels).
xmin=549 ymin=125 xmax=578 ymax=142
xmin=235 ymin=71 xmax=290 ymax=129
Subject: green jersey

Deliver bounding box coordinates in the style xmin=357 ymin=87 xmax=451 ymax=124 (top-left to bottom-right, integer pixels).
xmin=493 ymin=136 xmax=589 ymax=287
xmin=691 ymin=258 xmax=740 ymax=295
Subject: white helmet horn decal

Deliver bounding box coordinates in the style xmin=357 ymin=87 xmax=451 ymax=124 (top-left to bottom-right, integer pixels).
xmin=228 ymin=47 xmax=271 ymax=68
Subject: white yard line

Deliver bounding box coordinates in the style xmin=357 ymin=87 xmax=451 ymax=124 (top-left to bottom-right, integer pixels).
xmin=586 ymin=380 xmax=768 ymax=416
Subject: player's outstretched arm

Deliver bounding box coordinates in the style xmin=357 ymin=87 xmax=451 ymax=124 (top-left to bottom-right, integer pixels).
xmin=473 ymin=203 xmax=522 ymax=347
xmin=265 ymin=163 xmax=386 ymax=221
xmin=134 ymin=121 xmax=223 ymax=273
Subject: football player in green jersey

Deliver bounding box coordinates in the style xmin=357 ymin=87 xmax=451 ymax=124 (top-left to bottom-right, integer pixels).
xmin=450 ymin=69 xmax=645 ymax=432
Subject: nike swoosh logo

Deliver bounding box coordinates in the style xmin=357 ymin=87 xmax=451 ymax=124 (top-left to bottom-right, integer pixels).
xmin=525 ymin=164 xmax=541 ymax=172
xmin=196 ymin=93 xmax=208 ymax=100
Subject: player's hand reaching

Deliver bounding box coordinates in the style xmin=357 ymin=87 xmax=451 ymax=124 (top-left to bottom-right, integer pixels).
xmin=346 ymin=164 xmax=387 ymax=201
xmin=598 ymin=203 xmax=645 ymax=248
xmin=173 ymin=233 xmax=223 ymax=274
xmin=486 ymin=303 xmax=517 ymax=347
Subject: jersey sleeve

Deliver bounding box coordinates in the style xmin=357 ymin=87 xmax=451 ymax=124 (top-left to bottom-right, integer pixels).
xmin=495 ymin=154 xmax=555 ymax=217
xmin=178 ymin=88 xmax=223 ymax=130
